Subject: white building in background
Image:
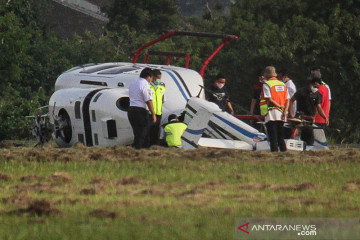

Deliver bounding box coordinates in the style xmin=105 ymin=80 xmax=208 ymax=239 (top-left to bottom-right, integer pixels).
xmin=51 ymin=0 xmax=109 ymax=22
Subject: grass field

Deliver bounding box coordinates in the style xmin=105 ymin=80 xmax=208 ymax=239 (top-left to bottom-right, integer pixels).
xmin=0 ymin=144 xmax=359 ymax=240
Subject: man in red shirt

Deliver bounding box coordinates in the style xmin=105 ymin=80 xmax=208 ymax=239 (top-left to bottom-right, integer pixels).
xmin=311 ymin=77 xmax=330 ymax=128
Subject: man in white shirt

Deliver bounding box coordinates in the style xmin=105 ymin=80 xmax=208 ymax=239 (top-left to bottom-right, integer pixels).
xmin=278 ymin=69 xmax=297 ymax=139
xmin=278 ymin=69 xmax=297 ymax=115
xmin=127 ymin=67 xmax=156 ymax=149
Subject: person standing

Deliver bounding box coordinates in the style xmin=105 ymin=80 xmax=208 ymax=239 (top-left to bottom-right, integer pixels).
xmin=278 ymin=69 xmax=297 ymax=139
xmin=127 ymin=67 xmax=156 ymax=149
xmin=311 ymin=77 xmax=330 ymax=129
xmin=309 ymin=66 xmax=332 ymax=113
xmin=250 ymin=70 xmax=265 ymax=116
xmin=148 ymin=69 xmax=166 ymax=146
xmin=249 ymin=70 xmax=265 ymax=129
xmin=160 ymin=114 xmax=188 ymax=148
xmin=278 ymin=69 xmax=297 ymax=116
xmin=206 ymin=74 xmax=234 ymax=114
xmin=260 ymin=66 xmax=289 ymax=152
xmin=288 ymin=81 xmax=327 ymax=145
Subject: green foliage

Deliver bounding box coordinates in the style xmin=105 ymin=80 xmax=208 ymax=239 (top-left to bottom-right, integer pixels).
xmin=0 ymin=11 xmax=32 ymax=94
xmin=0 ymin=96 xmax=40 ymax=140
xmin=0 ymin=1 xmax=126 ymax=141
xmin=105 ymin=0 xmax=180 ymax=33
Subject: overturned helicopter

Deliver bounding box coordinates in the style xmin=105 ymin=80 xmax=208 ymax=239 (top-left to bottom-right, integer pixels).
xmin=37 ymin=31 xmax=328 ymax=151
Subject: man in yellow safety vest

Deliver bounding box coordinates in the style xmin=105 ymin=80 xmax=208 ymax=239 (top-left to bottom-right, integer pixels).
xmin=160 ymin=114 xmax=188 ymax=147
xmin=148 ymin=69 xmax=166 ymax=146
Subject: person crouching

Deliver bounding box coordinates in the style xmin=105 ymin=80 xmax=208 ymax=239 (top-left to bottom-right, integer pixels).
xmin=160 ymin=114 xmax=188 ymax=148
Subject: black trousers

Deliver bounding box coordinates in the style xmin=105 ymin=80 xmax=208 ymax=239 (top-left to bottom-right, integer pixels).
xmin=301 ymin=128 xmax=314 ymax=146
xmin=149 ymin=115 xmax=162 ymax=146
xmin=127 ymin=106 xmax=150 ymax=149
xmin=266 ymin=121 xmax=287 ymax=152
xmin=284 ymin=127 xmax=293 ymax=139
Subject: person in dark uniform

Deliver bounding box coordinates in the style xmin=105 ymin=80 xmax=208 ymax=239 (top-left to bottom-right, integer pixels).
xmin=288 ymin=80 xmax=327 ymax=145
xmin=206 ymin=74 xmax=234 ymax=114
xmin=249 ymin=70 xmax=265 ymax=129
xmin=250 ymin=72 xmax=265 ymax=116
xmin=127 ymin=67 xmax=156 ymax=149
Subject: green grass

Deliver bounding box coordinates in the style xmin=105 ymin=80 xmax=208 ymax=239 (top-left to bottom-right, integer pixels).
xmin=0 ymin=146 xmax=359 ymax=239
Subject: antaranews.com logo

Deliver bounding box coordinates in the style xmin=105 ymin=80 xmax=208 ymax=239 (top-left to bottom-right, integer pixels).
xmin=238 ymin=222 xmax=317 ymax=236
xmin=234 ymin=218 xmax=360 ymax=240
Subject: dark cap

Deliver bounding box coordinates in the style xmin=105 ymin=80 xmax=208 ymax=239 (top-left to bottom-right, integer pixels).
xmin=168 ymin=114 xmax=177 ymax=122
xmin=311 ymin=77 xmax=322 ymax=84
xmin=216 ymin=74 xmax=226 ymax=80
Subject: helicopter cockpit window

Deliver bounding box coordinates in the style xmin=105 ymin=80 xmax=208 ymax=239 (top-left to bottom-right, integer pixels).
xmin=65 ymin=63 xmax=98 ymax=73
xmin=97 ymin=67 xmax=139 ymax=75
xmin=80 ymin=64 xmax=121 ymax=74
xmin=116 ymin=97 xmax=130 ymax=112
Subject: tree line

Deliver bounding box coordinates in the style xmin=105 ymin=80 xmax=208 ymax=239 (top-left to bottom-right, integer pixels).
xmin=0 ymin=0 xmax=359 ymax=143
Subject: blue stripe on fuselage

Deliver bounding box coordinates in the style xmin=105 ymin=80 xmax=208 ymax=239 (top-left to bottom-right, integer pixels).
xmin=185 ymin=128 xmax=205 ymax=135
xmin=315 ymin=139 xmax=328 ymax=147
xmin=213 ymin=114 xmax=267 ymax=140
xmin=163 ymin=70 xmax=189 ymax=101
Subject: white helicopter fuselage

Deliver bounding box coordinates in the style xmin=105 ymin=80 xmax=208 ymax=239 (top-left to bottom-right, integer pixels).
xmin=49 ymin=62 xmax=204 ymax=147
xmin=49 ymin=62 xmax=328 ymax=151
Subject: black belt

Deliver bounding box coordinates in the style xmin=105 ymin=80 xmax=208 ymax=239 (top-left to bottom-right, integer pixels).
xmin=129 ymin=106 xmax=146 ymax=110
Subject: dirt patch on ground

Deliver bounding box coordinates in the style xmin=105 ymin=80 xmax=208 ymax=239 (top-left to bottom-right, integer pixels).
xmin=138 ymin=188 xmax=166 ymax=197
xmin=176 ymin=189 xmax=197 ymax=197
xmin=272 ymin=182 xmax=319 ymax=191
xmin=90 ymin=177 xmax=110 ymax=185
xmin=239 ymin=183 xmax=269 ymax=190
xmin=272 ymin=196 xmax=337 ymax=209
xmin=2 ymin=145 xmax=360 ymax=163
xmin=238 ymin=182 xmax=318 ymax=191
xmin=54 ymin=198 xmax=82 ymax=205
xmin=342 ymin=180 xmax=360 ymax=192
xmin=0 ymin=173 xmax=12 ymax=181
xmin=20 ymin=174 xmax=44 ymax=182
xmin=89 ymin=209 xmax=118 ymax=219
xmin=192 ymin=181 xmax=225 ymax=190
xmin=15 ymin=183 xmax=61 ymax=194
xmin=181 ymin=192 xmax=216 ymax=206
xmin=2 ymin=194 xmax=35 ymax=208
xmin=9 ymin=199 xmax=62 ymax=216
xmin=80 ymin=187 xmax=96 ymax=195
xmin=117 ymin=177 xmax=146 ymax=185
xmin=48 ymin=172 xmax=73 ymax=183
xmin=275 ymin=196 xmax=327 ymax=205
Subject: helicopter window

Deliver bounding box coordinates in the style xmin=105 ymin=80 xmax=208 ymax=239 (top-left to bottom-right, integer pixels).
xmin=107 ymin=120 xmax=117 ymax=139
xmin=97 ymin=67 xmax=139 ymax=74
xmin=94 ymin=133 xmax=99 ymax=145
xmin=80 ymin=64 xmax=121 ymax=73
xmin=75 ymin=101 xmax=81 ymax=119
xmin=80 ymin=80 xmax=107 ymax=86
xmin=78 ymin=134 xmax=84 ymax=144
xmin=91 ymin=110 xmax=96 ymax=122
xmin=64 ymin=63 xmax=98 ymax=73
xmin=116 ymin=97 xmax=130 ymax=112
